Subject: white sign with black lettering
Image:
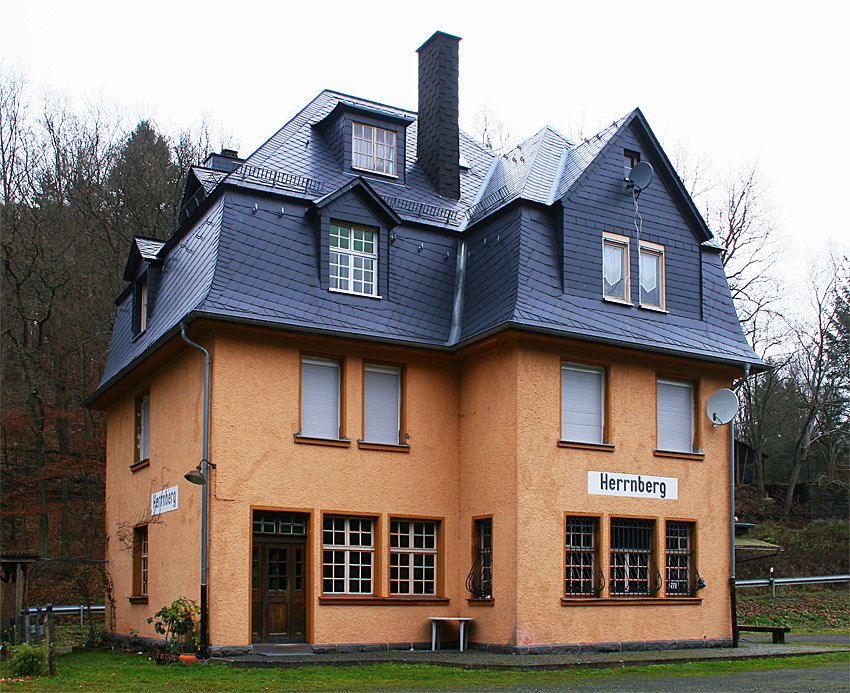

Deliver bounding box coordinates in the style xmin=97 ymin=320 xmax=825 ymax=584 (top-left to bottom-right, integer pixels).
xmin=588 ymin=471 xmax=678 ymax=500
xmin=151 ymin=486 xmax=179 ymax=515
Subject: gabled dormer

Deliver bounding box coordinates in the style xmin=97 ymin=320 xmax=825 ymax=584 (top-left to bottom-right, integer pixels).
xmin=311 ymin=177 xmax=401 ymax=301
xmin=120 ymin=237 xmax=165 ymax=337
xmin=312 ymin=101 xmax=414 ymax=186
xmin=178 ymin=150 xmax=242 ymax=226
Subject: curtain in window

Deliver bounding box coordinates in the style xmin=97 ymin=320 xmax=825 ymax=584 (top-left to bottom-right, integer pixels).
xmin=657 ymin=379 xmax=694 ymax=452
xmin=640 ymin=251 xmax=660 ymax=306
xmin=301 ymin=358 xmax=340 ymax=439
xmin=363 ymin=366 xmax=400 ymax=444
xmin=561 ymin=365 xmax=604 ymax=444
xmin=603 ymin=243 xmax=625 ymax=298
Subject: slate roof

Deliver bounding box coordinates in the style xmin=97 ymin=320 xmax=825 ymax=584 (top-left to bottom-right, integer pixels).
xmin=88 ymin=91 xmax=760 ymax=406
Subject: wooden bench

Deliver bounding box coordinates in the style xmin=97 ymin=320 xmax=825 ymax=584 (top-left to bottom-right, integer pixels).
xmin=738 ymin=624 xmax=791 ymax=643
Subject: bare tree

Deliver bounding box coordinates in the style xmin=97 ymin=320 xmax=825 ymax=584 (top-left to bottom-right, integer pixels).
xmin=780 ymin=255 xmax=848 ymax=516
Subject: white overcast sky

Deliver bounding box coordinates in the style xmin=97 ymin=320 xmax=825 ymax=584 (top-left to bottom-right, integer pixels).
xmin=5 ymin=0 xmax=847 ymax=293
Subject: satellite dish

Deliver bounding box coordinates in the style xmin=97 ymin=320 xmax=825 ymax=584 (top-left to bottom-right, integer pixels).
xmin=627 ymin=161 xmax=654 ymax=191
xmin=706 ymin=388 xmax=739 ymax=426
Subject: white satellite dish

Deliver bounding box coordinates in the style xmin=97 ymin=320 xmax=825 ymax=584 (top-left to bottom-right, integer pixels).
xmin=627 ymin=161 xmax=654 ymax=192
xmin=706 ymin=389 xmax=739 ymax=427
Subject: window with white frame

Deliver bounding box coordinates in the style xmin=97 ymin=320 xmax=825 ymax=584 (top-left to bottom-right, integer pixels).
xmin=330 ymin=222 xmax=377 ymax=296
xmin=639 ymin=242 xmax=665 ymax=309
xmin=363 ymin=365 xmax=402 ymax=445
xmin=322 ymin=516 xmax=373 ymax=594
xmin=353 ymin=123 xmax=396 ymax=175
xmin=390 ymin=520 xmax=438 ymax=595
xmin=602 ymin=233 xmax=630 ymax=302
xmin=136 ymin=393 xmax=150 ymax=462
xmin=561 ymin=363 xmax=606 ymax=444
xmin=657 ymin=378 xmax=695 ymax=453
xmin=133 ymin=525 xmax=148 ymax=596
xmin=300 ymin=357 xmax=341 ymax=439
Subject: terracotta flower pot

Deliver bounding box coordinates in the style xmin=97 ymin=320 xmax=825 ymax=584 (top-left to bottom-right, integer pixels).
xmin=178 ymin=654 xmax=196 ymax=666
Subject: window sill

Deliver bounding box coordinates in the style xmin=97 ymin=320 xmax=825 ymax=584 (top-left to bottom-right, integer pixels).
xmin=130 ymin=459 xmax=150 ymax=472
xmin=319 ymin=596 xmax=449 ymax=606
xmin=558 ymin=441 xmax=615 ymax=452
xmin=128 ymin=596 xmax=149 ymax=604
xmin=293 ymin=434 xmax=351 ymax=448
xmin=351 ymin=165 xmax=398 ymax=180
xmin=132 ymin=329 xmax=147 ymax=342
xmin=357 ymin=441 xmax=410 ymax=453
xmin=467 ymin=598 xmax=494 ymax=606
xmin=561 ymin=597 xmax=701 ymax=606
xmin=602 ymin=296 xmax=633 ymax=307
xmin=639 ymin=304 xmax=668 ymax=313
xmin=329 ymin=287 xmax=383 ymax=300
xmin=653 ymin=449 xmax=705 ymax=461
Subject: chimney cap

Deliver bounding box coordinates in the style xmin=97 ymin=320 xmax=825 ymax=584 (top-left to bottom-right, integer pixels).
xmin=416 ymin=31 xmax=461 ymax=54
xmin=221 ymin=149 xmax=239 ymax=158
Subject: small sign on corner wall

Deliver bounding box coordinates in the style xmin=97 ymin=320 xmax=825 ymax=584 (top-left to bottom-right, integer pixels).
xmin=151 ymin=486 xmax=179 ymax=515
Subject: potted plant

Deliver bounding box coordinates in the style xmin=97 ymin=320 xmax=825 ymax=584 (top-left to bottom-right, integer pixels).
xmin=147 ymin=598 xmax=200 ymax=664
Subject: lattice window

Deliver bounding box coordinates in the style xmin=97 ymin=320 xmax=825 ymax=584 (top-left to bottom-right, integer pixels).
xmin=322 ymin=517 xmax=373 ymax=594
xmin=390 ymin=520 xmax=437 ymax=595
xmin=353 ymin=123 xmax=395 ymax=175
xmin=330 ymin=222 xmax=377 ymax=296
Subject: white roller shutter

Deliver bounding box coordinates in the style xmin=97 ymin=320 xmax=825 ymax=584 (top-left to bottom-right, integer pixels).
xmin=301 ymin=358 xmax=340 ymax=439
xmin=364 ymin=365 xmax=400 ymax=444
xmin=657 ymin=379 xmax=694 ymax=452
xmin=561 ymin=364 xmax=604 ymax=444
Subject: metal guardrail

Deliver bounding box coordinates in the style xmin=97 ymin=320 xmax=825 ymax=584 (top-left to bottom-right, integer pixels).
xmin=21 ymin=605 xmax=105 ymax=628
xmin=736 ymin=572 xmax=849 ymax=597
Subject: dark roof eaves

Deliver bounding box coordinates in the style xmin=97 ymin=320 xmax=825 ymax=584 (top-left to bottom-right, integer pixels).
xmin=453 ymin=320 xmax=764 ymax=371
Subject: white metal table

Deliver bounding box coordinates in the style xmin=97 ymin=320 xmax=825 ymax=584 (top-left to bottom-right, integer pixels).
xmin=427 ymin=616 xmax=474 ymax=651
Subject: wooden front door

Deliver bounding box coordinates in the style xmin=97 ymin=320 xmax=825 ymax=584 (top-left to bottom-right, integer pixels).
xmin=251 ymin=513 xmax=307 ymax=643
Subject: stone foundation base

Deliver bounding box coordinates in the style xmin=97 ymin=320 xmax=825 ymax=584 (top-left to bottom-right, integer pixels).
xmin=469 ymin=638 xmax=733 ymax=654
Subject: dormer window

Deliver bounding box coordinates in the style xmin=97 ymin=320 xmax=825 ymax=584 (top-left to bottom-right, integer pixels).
xmin=329 ymin=222 xmax=378 ymax=297
xmin=602 ymin=233 xmax=630 ymax=303
xmin=353 ymin=123 xmax=396 ymax=175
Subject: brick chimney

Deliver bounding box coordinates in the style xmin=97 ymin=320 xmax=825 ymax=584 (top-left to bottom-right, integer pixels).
xmin=416 ymin=31 xmax=461 ymax=200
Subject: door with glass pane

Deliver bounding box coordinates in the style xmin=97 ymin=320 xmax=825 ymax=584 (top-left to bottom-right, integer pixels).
xmin=251 ymin=512 xmax=307 ymax=643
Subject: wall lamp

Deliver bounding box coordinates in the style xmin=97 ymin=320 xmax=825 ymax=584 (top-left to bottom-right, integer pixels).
xmin=184 ymin=460 xmax=215 ymax=485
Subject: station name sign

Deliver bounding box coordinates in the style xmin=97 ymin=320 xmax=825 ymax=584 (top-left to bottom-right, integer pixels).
xmin=588 ymin=471 xmax=678 ymax=500
xmin=151 ymin=486 xmax=179 ymax=515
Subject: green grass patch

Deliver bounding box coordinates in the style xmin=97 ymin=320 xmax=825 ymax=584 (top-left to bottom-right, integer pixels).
xmin=737 ymin=587 xmax=850 ymax=630
xmin=0 ymin=650 xmax=847 ymax=692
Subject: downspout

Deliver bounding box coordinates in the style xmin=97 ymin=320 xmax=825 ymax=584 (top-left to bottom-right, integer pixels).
xmin=447 ymin=239 xmax=468 ymax=345
xmin=730 ymin=362 xmax=750 ymax=647
xmin=180 ymin=322 xmax=211 ymax=659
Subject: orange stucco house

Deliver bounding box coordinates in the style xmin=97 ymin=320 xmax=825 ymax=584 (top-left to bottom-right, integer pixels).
xmin=85 ymin=32 xmax=761 ymax=656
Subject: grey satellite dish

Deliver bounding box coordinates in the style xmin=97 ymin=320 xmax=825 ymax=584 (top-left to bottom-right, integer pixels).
xmin=706 ymin=388 xmax=739 ymax=427
xmin=627 ymin=161 xmax=654 ymax=191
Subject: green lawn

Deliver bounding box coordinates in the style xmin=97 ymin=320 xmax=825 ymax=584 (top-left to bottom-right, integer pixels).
xmin=1 ymin=650 xmax=848 ymax=692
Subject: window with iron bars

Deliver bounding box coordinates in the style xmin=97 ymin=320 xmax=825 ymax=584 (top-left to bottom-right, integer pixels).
xmin=565 ymin=517 xmax=604 ymax=597
xmin=466 ymin=518 xmax=492 ymax=598
xmin=666 ymin=521 xmax=700 ymax=596
xmin=610 ymin=518 xmax=659 ymax=597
